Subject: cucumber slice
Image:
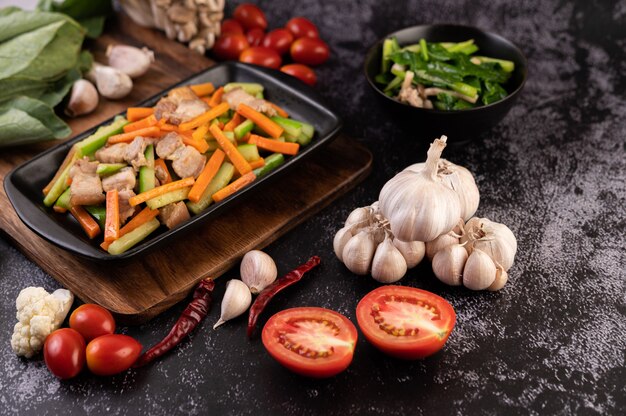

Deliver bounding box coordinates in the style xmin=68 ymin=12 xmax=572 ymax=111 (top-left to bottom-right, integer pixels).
xmin=97 ymin=163 xmax=126 ymax=176
xmin=43 ymin=163 xmax=72 ymax=207
xmin=54 ymin=187 xmax=71 ymax=210
xmin=237 ymin=144 xmax=261 ymax=162
xmin=300 ymin=122 xmax=315 ymax=139
xmin=76 ymin=116 xmax=128 ymax=157
xmin=234 ymin=119 xmax=254 ymax=140
xmin=381 ymin=37 xmax=400 ymax=73
xmin=138 ymin=145 xmax=155 ymax=193
xmin=223 ymin=82 xmax=264 ymax=95
xmin=253 ymin=153 xmax=284 ymax=178
xmin=270 ymin=116 xmax=302 ymax=138
xmin=84 ymin=205 xmax=106 ymax=229
xmin=186 ymin=162 xmax=235 ymax=214
xmin=107 ymin=218 xmax=160 ymax=255
xmin=146 ymin=187 xmax=191 ymax=210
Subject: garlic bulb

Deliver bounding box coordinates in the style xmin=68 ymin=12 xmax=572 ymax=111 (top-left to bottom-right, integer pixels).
xmin=462 ymin=249 xmax=497 ymax=290
xmin=107 ymin=45 xmax=155 ymax=78
xmin=86 ymin=63 xmax=133 ymax=100
xmin=425 ymin=231 xmax=460 ymax=261
xmin=379 ymin=136 xmax=462 ymax=242
xmin=432 ymin=244 xmax=468 ymax=286
xmin=213 ymin=279 xmax=251 ymax=329
xmin=342 ymin=229 xmax=376 ymax=275
xmin=240 ymin=250 xmax=277 ymax=294
xmin=393 ymin=239 xmax=425 ymax=268
xmin=371 ymin=236 xmax=407 ymax=283
xmin=65 ymin=79 xmax=98 ymax=117
xmin=461 ymin=217 xmax=517 ymax=271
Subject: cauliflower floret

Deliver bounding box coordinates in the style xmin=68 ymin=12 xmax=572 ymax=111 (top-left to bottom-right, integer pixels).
xmin=11 ymin=287 xmax=74 ymax=358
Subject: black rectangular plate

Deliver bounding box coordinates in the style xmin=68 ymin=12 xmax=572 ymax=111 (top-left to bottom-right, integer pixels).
xmin=4 ymin=62 xmax=342 ymax=262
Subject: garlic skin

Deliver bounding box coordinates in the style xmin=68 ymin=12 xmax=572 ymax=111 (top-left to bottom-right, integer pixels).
xmin=86 ymin=63 xmax=133 ymax=100
xmin=432 ymin=244 xmax=468 ymax=286
xmin=240 ymin=250 xmax=277 ymax=294
xmin=461 ymin=217 xmax=517 ymax=271
xmin=65 ymin=79 xmax=98 ymax=117
xmin=371 ymin=236 xmax=407 ymax=283
xmin=213 ymin=280 xmax=251 ymax=329
xmin=425 ymin=232 xmax=460 ymax=261
xmin=393 ymin=239 xmax=425 ymax=268
xmin=333 ymin=226 xmax=353 ymax=262
xmin=106 ymin=44 xmax=155 ymax=78
xmin=487 ymin=266 xmax=508 ymax=292
xmin=379 ymin=136 xmax=462 ymax=242
xmin=345 ymin=207 xmax=370 ymax=228
xmin=462 ymin=249 xmax=497 ymax=290
xmin=342 ymin=230 xmax=376 ymax=275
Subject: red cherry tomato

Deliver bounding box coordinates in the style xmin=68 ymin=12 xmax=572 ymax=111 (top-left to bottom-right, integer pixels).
xmin=44 ymin=328 xmax=86 ymax=379
xmin=356 ymin=286 xmax=456 ymax=360
xmin=285 ymin=17 xmax=319 ymax=39
xmin=86 ymin=334 xmax=142 ymax=376
xmin=280 ymin=64 xmax=317 ymax=86
xmin=262 ymin=28 xmax=294 ymax=56
xmin=221 ymin=18 xmax=244 ymax=36
xmin=213 ymin=34 xmax=249 ymax=61
xmin=239 ymin=47 xmax=282 ymax=69
xmin=290 ymin=37 xmax=330 ymax=66
xmin=262 ymin=307 xmax=357 ymax=378
xmin=246 ymin=28 xmax=265 ymax=47
xmin=233 ymin=3 xmax=267 ymax=31
xmin=69 ymin=304 xmax=116 ymax=342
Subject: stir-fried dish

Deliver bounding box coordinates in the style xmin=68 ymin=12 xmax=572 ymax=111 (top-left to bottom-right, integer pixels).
xmin=42 ymin=82 xmax=315 ymax=255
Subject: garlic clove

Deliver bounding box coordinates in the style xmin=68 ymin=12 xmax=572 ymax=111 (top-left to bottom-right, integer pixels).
xmin=432 ymin=244 xmax=468 ymax=286
xmin=344 ymin=207 xmax=371 ymax=228
xmin=86 ymin=63 xmax=133 ymax=100
xmin=393 ymin=239 xmax=425 ymax=268
xmin=371 ymin=236 xmax=407 ymax=283
xmin=341 ymin=230 xmax=376 ymax=275
xmin=487 ymin=265 xmax=508 ymax=291
xmin=461 ymin=217 xmax=517 ymax=271
xmin=425 ymin=232 xmax=460 ymax=261
xmin=240 ymin=250 xmax=277 ymax=294
xmin=333 ymin=226 xmax=353 ymax=262
xmin=462 ymin=249 xmax=497 ymax=290
xmin=213 ymin=279 xmax=251 ymax=329
xmin=106 ymin=44 xmax=155 ymax=78
xmin=65 ymin=79 xmax=98 ymax=117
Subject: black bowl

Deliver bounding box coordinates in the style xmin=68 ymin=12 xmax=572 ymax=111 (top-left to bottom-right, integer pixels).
xmin=364 ymin=24 xmax=527 ymax=139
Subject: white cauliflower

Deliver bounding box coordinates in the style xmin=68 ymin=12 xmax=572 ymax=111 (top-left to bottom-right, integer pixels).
xmin=10 ymin=287 xmax=74 ymax=358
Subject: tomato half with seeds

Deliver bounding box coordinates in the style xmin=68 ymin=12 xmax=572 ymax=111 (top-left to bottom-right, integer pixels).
xmin=356 ymin=286 xmax=456 ymax=359
xmin=262 ymin=307 xmax=357 ymax=378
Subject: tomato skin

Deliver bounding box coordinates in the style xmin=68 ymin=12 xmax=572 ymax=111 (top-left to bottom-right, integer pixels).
xmin=213 ymin=34 xmax=249 ymax=61
xmin=44 ymin=328 xmax=86 ymax=379
xmin=262 ymin=28 xmax=294 ymax=56
xmin=221 ymin=19 xmax=244 ymax=36
xmin=246 ymin=28 xmax=265 ymax=47
xmin=239 ymin=47 xmax=282 ymax=69
xmin=285 ymin=17 xmax=319 ymax=39
xmin=290 ymin=37 xmax=330 ymax=66
xmin=280 ymin=64 xmax=317 ymax=86
xmin=262 ymin=307 xmax=357 ymax=378
xmin=69 ymin=304 xmax=116 ymax=342
xmin=86 ymin=334 xmax=142 ymax=376
xmin=233 ymin=3 xmax=267 ymax=31
xmin=356 ymin=286 xmax=456 ymax=360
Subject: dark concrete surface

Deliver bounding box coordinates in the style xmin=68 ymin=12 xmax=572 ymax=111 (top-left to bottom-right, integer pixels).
xmin=1 ymin=0 xmax=624 ymax=415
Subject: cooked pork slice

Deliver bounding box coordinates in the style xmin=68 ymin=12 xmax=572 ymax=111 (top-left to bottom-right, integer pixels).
xmin=154 ymin=86 xmax=209 ymax=125
xmin=118 ymin=188 xmax=136 ymax=224
xmin=69 ymin=157 xmax=99 ymax=178
xmin=154 ymin=99 xmax=177 ymax=122
xmin=156 ymin=132 xmax=184 ymax=159
xmin=101 ymin=167 xmax=136 ymax=192
xmin=95 ymin=143 xmax=128 ymax=164
xmin=171 ymin=146 xmax=206 ymax=179
xmin=222 ymin=87 xmax=277 ymax=116
xmin=70 ymin=173 xmax=105 ymax=206
xmin=159 ymin=201 xmax=190 ymax=229
xmin=155 ymin=163 xmax=169 ymax=184
xmin=124 ymin=136 xmax=151 ymax=170
xmin=397 ymin=71 xmax=424 ymax=108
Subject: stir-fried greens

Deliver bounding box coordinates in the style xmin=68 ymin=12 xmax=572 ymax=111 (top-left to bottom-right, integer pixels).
xmin=375 ymin=37 xmax=515 ymax=110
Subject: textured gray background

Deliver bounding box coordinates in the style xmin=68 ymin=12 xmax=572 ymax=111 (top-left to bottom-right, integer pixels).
xmin=1 ymin=0 xmax=624 ymax=415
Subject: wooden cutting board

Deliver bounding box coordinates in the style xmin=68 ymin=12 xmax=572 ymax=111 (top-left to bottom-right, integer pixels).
xmin=0 ymin=13 xmax=372 ymax=324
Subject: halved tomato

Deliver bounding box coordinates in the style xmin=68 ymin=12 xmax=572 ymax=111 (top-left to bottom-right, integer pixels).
xmin=356 ymin=286 xmax=456 ymax=359
xmin=262 ymin=307 xmax=357 ymax=378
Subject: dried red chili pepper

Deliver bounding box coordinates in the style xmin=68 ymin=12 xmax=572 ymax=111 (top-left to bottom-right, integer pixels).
xmin=247 ymin=256 xmax=321 ymax=338
xmin=133 ymin=278 xmax=215 ymax=367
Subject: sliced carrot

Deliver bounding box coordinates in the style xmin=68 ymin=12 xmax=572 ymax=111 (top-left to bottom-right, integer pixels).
xmin=190 ymin=82 xmax=215 ymax=97
xmin=212 ymin=172 xmax=256 ymax=203
xmin=66 ymin=176 xmax=73 ymax=186
xmin=209 ymin=124 xmax=252 ymax=175
xmin=237 ymin=103 xmax=283 ymax=139
xmin=123 ymin=114 xmax=158 ymax=133
xmin=178 ymin=102 xmax=230 ymax=131
xmin=53 ymin=206 xmax=67 ymax=213
xmin=201 ymin=97 xmax=212 ymax=105
xmin=159 ymin=122 xmax=179 ymax=132
xmin=188 ymin=149 xmax=225 ymax=203
xmin=100 ymin=207 xmax=159 ymax=250
xmin=248 ymin=157 xmax=265 ymax=169
xmin=104 ymin=190 xmax=120 ymax=243
xmin=208 ymin=86 xmax=224 ymax=107
xmin=70 ymin=206 xmax=101 ymax=239
xmin=248 ymin=134 xmax=300 ymax=155
xmin=223 ymin=112 xmax=243 ymax=132
xmin=129 ymin=177 xmax=195 ymax=207
xmin=268 ymin=102 xmax=289 ymax=117
xmin=108 ymin=126 xmax=162 ymax=144
xmin=181 ymin=132 xmax=209 ymax=153
xmin=242 ymin=132 xmax=252 ymax=143
xmin=192 ymin=122 xmax=210 ymax=142
xmin=154 ymin=159 xmax=172 ymax=184
xmin=127 ymin=107 xmax=154 ymax=122
xmin=43 ymin=145 xmax=77 ymax=196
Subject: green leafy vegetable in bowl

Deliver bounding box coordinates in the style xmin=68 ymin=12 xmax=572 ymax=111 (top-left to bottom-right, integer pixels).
xmin=375 ymin=37 xmax=515 ymax=110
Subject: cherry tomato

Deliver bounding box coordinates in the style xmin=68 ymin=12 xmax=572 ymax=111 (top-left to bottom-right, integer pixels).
xmin=262 ymin=307 xmax=357 ymax=378
xmin=356 ymin=286 xmax=456 ymax=360
xmin=285 ymin=17 xmax=319 ymax=39
xmin=233 ymin=3 xmax=267 ymax=31
xmin=239 ymin=47 xmax=282 ymax=69
xmin=262 ymin=28 xmax=294 ymax=56
xmin=280 ymin=64 xmax=317 ymax=86
xmin=246 ymin=28 xmax=265 ymax=47
xmin=221 ymin=18 xmax=244 ymax=36
xmin=290 ymin=37 xmax=330 ymax=66
xmin=213 ymin=34 xmax=249 ymax=61
xmin=44 ymin=328 xmax=86 ymax=379
xmin=69 ymin=304 xmax=116 ymax=342
xmin=86 ymin=334 xmax=142 ymax=376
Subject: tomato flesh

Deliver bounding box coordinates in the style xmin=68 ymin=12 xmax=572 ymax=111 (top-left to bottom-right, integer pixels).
xmin=44 ymin=328 xmax=86 ymax=379
xmin=239 ymin=47 xmax=282 ymax=69
xmin=280 ymin=64 xmax=317 ymax=86
xmin=262 ymin=307 xmax=357 ymax=378
xmin=86 ymin=334 xmax=142 ymax=376
xmin=290 ymin=37 xmax=330 ymax=66
xmin=356 ymin=286 xmax=456 ymax=359
xmin=69 ymin=304 xmax=116 ymax=342
xmin=233 ymin=3 xmax=267 ymax=31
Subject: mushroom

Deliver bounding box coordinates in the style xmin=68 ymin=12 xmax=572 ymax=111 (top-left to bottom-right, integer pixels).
xmin=397 ymin=71 xmax=424 ymax=108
